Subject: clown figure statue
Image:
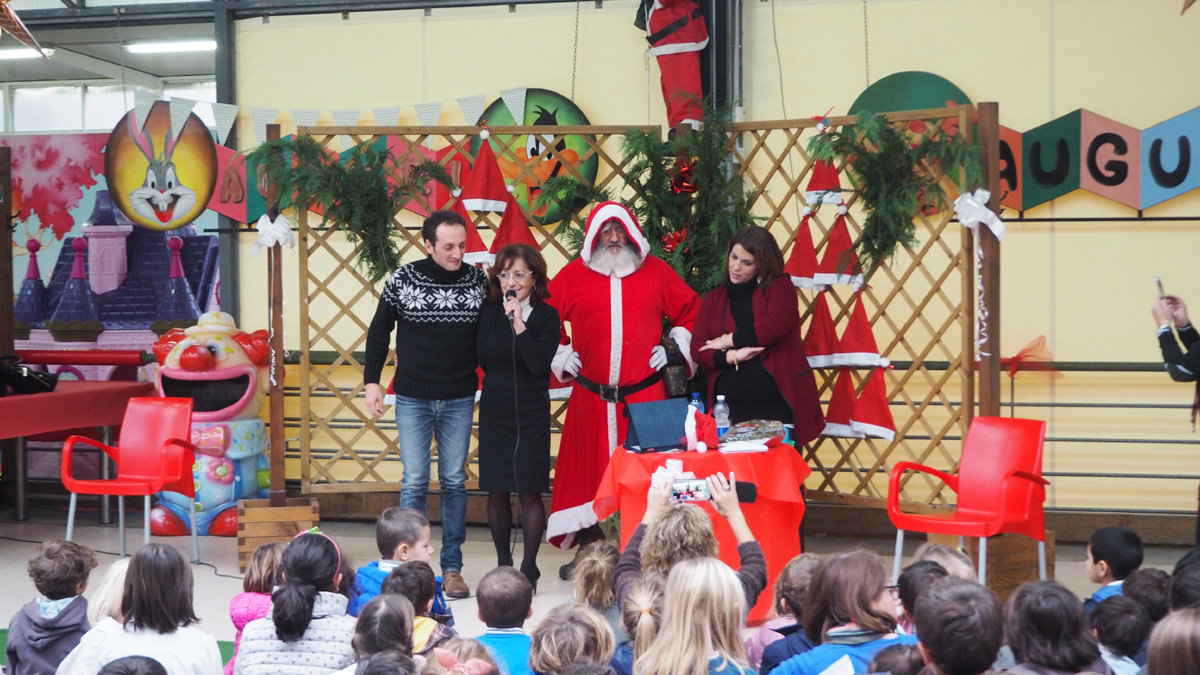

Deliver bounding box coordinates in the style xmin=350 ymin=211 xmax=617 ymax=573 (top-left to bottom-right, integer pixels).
xmin=150 ymin=312 xmax=271 ymax=536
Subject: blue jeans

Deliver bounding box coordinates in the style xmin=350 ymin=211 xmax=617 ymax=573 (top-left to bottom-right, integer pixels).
xmin=394 ymin=394 xmax=474 ymax=572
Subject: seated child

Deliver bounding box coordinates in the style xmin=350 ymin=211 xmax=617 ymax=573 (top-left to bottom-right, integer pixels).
xmin=866 ymin=643 xmax=924 ymax=675
xmin=910 ymin=543 xmax=976 ymax=581
xmin=475 ymin=566 xmax=535 ymax=675
xmin=382 ymin=560 xmax=457 ymax=656
xmin=912 ymin=577 xmax=1003 ymax=675
xmin=97 ymin=655 xmax=168 ymax=675
xmin=350 ymin=506 xmax=452 ymax=625
xmin=1085 ymin=526 xmax=1144 ymax=613
xmin=896 ymin=559 xmax=948 ymax=635
xmin=529 ymin=605 xmax=615 ymax=675
xmin=6 ymin=540 xmax=97 ymax=675
xmin=758 ymin=553 xmax=822 ymax=675
xmin=225 ymin=541 xmax=285 ymax=675
xmin=332 ymin=593 xmax=416 ymax=675
xmin=427 ymin=638 xmax=501 ymax=675
xmin=1123 ymin=566 xmax=1171 ymax=664
xmin=611 ymin=574 xmax=664 ymax=675
xmin=1090 ymin=595 xmax=1150 ymax=675
xmin=571 ymin=542 xmax=624 ymax=642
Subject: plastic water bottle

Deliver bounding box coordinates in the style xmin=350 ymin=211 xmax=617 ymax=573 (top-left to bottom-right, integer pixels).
xmin=689 ymin=392 xmax=705 ymax=414
xmin=713 ymin=395 xmax=731 ymax=439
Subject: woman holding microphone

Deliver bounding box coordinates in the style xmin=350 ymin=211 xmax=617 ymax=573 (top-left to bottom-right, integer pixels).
xmin=477 ymin=243 xmax=560 ymax=590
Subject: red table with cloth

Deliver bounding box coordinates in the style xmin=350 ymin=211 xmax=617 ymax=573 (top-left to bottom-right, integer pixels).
xmin=0 ymin=380 xmax=157 ymax=520
xmin=593 ymin=443 xmax=810 ymax=621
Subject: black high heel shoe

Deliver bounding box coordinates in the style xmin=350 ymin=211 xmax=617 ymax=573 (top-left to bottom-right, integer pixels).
xmin=520 ymin=561 xmax=541 ymax=593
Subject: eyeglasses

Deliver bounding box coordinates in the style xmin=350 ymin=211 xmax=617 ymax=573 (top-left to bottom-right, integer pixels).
xmin=497 ymin=271 xmax=529 ymax=282
xmin=885 ymin=584 xmax=900 ymax=601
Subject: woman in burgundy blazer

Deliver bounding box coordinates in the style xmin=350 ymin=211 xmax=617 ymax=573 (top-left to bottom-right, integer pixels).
xmin=691 ymin=226 xmax=823 ymax=446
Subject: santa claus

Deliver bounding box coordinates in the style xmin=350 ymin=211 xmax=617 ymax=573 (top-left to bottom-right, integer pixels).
xmin=546 ymin=201 xmax=699 ymax=551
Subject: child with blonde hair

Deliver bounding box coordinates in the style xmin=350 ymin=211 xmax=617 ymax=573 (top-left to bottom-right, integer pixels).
xmin=570 ymin=541 xmax=624 ymax=641
xmin=615 ymin=474 xmax=766 ymax=611
xmin=911 ymin=543 xmax=975 ymax=581
xmin=529 ymin=604 xmax=615 ymax=675
xmin=88 ymin=558 xmax=129 ymax=627
xmin=424 ymin=638 xmax=499 ymax=675
xmin=610 ymin=574 xmax=664 ymax=675
xmin=225 ymin=541 xmax=285 ymax=675
xmin=635 ymin=557 xmax=753 ymax=675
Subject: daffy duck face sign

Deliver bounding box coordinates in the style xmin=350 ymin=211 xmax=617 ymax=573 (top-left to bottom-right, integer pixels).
xmin=105 ymin=100 xmax=217 ymax=231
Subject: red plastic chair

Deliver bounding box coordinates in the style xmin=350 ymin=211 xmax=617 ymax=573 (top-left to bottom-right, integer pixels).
xmin=886 ymin=416 xmax=1049 ymax=585
xmin=61 ymin=397 xmax=198 ymax=563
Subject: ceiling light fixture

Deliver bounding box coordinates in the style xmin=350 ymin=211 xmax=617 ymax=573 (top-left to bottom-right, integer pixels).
xmin=0 ymin=47 xmax=54 ymax=60
xmin=125 ymin=40 xmax=217 ymax=54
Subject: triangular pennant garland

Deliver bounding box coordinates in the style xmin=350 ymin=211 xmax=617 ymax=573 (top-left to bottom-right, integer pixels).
xmin=823 ymin=368 xmax=865 ymax=438
xmin=491 ymin=192 xmax=539 ymax=253
xmin=804 ymin=292 xmax=839 ymax=368
xmin=168 ymin=97 xmax=195 ymax=141
xmin=414 ymin=101 xmax=444 ymax=148
xmin=832 ymin=292 xmax=884 ymax=367
xmin=133 ymin=90 xmax=157 ymax=131
xmin=292 ymin=109 xmax=321 ymax=129
xmin=371 ymin=106 xmax=403 ymax=126
xmin=460 ymin=130 xmax=509 ymax=212
xmin=849 ymin=367 xmax=896 ymax=441
xmin=251 ymin=107 xmax=279 ymax=145
xmin=332 ymin=109 xmax=361 ymax=151
xmin=457 ymin=94 xmax=487 ymax=125
xmin=785 ymin=208 xmax=821 ymax=290
xmin=211 ymin=101 xmax=239 ymax=145
xmin=500 ymin=87 xmax=528 ymax=124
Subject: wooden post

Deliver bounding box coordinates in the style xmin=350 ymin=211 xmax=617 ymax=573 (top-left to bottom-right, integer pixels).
xmin=976 ymin=103 xmax=1002 ymax=417
xmin=263 ymin=124 xmax=287 ymax=508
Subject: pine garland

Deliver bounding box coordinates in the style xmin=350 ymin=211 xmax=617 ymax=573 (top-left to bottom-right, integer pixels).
xmin=807 ymin=111 xmax=982 ymax=278
xmin=248 ymin=136 xmax=454 ymax=283
xmin=538 ymin=102 xmax=757 ymax=295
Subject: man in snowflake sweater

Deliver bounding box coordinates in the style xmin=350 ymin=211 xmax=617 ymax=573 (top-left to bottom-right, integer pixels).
xmin=365 ymin=210 xmax=488 ymax=599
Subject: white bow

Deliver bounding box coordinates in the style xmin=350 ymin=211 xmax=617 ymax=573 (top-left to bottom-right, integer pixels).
xmin=253 ymin=214 xmax=296 ymax=255
xmin=954 ymin=189 xmax=1006 ymax=241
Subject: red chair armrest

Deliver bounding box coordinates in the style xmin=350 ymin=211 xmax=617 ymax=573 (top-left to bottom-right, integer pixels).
xmin=888 ymin=461 xmax=959 ymax=516
xmin=163 ymin=437 xmax=197 ymax=452
xmin=61 ymin=435 xmax=118 ymax=480
xmin=1008 ymin=469 xmax=1050 ymax=486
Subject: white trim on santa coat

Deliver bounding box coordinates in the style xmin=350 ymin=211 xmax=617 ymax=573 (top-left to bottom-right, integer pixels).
xmin=647 ymin=39 xmax=710 ymax=57
xmin=607 ymin=274 xmax=623 ymax=452
xmin=822 ymin=422 xmax=865 ymax=438
xmin=849 ymin=420 xmax=896 ymax=441
xmin=546 ymin=501 xmax=600 ymax=548
xmin=830 ymin=352 xmax=884 ymax=367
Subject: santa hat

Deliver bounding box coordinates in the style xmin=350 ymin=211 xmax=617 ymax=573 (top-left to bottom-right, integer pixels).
xmin=832 ymin=292 xmax=886 ymax=368
xmin=683 ymin=406 xmax=719 ymax=453
xmin=450 ymin=192 xmax=492 ymax=265
xmin=460 ymin=129 xmax=509 ymax=212
xmin=806 ymin=159 xmax=843 ymax=207
xmin=804 ymin=292 xmax=839 ymax=368
xmin=823 ymin=368 xmax=864 ymax=438
xmin=785 ymin=207 xmax=822 ymax=290
xmin=490 ymin=192 xmax=539 ymax=254
xmin=849 ymin=367 xmax=896 ymax=441
xmin=814 ymin=207 xmax=863 ymax=288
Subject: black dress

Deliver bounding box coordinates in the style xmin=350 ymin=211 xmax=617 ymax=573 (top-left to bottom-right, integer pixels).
xmin=476 ymin=299 xmax=560 ymax=492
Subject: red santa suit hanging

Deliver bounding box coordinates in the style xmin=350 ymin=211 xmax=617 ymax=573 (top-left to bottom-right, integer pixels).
xmin=546 ymin=201 xmax=700 ymax=548
xmin=644 ymin=0 xmax=708 ymax=130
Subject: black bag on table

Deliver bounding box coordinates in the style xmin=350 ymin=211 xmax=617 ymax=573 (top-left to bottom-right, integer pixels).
xmin=0 ymin=355 xmax=58 ymax=397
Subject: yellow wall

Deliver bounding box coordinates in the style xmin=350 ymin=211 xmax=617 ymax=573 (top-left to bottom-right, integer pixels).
xmin=233 ymin=0 xmax=1200 ymax=513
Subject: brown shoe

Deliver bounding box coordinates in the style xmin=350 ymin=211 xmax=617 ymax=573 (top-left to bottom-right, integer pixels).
xmin=442 ymin=570 xmax=470 ymax=599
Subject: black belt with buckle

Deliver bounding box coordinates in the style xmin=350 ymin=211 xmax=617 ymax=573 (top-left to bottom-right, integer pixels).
xmin=575 ymin=372 xmax=663 ymax=404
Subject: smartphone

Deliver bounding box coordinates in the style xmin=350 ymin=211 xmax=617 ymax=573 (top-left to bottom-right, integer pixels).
xmin=671 ymin=478 xmax=710 ymax=502
xmin=1156 ymin=277 xmax=1166 ymax=299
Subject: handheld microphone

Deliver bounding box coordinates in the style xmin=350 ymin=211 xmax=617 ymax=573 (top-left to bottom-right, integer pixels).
xmin=505 ymin=289 xmax=517 ymax=323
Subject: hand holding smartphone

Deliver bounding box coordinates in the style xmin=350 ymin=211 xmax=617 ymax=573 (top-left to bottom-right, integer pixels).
xmin=671 ymin=478 xmax=710 ymax=502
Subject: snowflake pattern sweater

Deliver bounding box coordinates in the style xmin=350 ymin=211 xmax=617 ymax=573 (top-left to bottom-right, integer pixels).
xmin=364 ymin=257 xmax=488 ymax=400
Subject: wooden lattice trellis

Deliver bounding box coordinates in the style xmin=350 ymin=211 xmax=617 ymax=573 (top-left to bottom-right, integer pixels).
xmin=294 ymin=106 xmax=996 ymax=513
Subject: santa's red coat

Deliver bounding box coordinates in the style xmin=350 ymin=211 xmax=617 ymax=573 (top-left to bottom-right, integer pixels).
xmin=545 ymin=255 xmax=699 ymax=548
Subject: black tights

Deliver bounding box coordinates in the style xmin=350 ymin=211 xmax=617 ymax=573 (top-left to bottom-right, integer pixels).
xmin=487 ymin=491 xmax=545 ymax=577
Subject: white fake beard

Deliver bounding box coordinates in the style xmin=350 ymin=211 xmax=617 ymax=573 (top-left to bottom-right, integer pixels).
xmin=588 ymin=243 xmax=642 ymax=278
